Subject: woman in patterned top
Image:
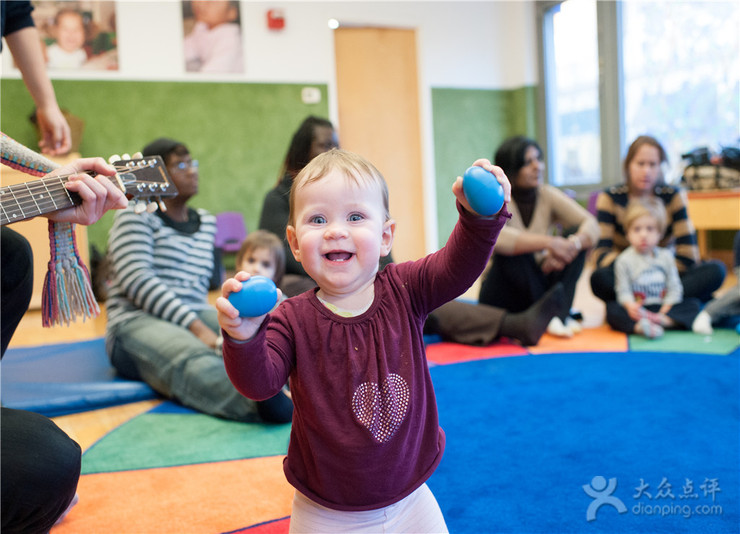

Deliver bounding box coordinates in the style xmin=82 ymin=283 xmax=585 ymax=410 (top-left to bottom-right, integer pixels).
xmin=105 ymin=138 xmax=292 ymax=423
xmin=590 ymin=135 xmax=725 ymax=304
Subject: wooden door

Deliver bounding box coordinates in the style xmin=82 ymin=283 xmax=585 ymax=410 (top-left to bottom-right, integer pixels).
xmin=334 ymin=27 xmax=425 ymax=262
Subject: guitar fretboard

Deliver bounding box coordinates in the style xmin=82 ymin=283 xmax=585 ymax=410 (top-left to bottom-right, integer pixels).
xmin=0 ymin=172 xmax=93 ymax=225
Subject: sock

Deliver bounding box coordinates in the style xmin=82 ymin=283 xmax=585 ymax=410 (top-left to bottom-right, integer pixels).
xmin=565 ymin=316 xmax=583 ymax=334
xmin=500 ymin=283 xmax=566 ymax=346
xmin=692 ymin=311 xmax=713 ymax=336
xmin=547 ymin=316 xmax=573 ymax=338
xmin=638 ymin=317 xmax=664 ymax=339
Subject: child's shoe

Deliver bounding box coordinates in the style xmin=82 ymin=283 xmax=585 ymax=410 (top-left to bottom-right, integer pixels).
xmin=691 ymin=311 xmax=713 ymax=336
xmin=638 ymin=317 xmax=664 ymax=339
xmin=547 ymin=316 xmax=573 ymax=338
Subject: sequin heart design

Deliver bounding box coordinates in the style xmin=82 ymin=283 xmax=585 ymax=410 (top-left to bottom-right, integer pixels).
xmin=352 ymin=373 xmax=410 ymax=443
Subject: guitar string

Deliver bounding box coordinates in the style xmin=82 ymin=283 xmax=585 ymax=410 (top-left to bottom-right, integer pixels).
xmin=1 ymin=162 xmax=162 ymax=221
xmin=1 ymin=162 xmax=156 ymax=204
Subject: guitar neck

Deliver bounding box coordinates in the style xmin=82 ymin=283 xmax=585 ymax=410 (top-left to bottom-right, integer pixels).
xmin=0 ymin=171 xmax=99 ymax=226
xmin=1 ymin=155 xmax=176 ymax=226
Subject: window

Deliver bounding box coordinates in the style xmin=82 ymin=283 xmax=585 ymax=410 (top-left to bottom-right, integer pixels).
xmin=540 ymin=0 xmax=601 ymax=187
xmin=538 ymin=0 xmax=740 ymax=189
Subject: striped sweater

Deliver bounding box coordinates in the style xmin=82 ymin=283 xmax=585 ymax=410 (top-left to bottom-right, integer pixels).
xmin=592 ymin=184 xmax=700 ymax=273
xmin=105 ymin=207 xmax=216 ymax=333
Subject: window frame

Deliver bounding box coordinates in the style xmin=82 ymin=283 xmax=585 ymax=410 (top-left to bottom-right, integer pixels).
xmin=536 ymin=0 xmax=626 ymax=196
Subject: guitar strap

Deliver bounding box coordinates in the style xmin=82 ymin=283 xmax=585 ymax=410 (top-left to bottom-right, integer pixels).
xmin=1 ymin=132 xmax=100 ymax=327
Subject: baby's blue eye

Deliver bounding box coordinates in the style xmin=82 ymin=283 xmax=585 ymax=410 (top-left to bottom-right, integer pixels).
xmin=348 ymin=213 xmax=364 ymax=222
xmin=309 ymin=215 xmax=326 ymax=224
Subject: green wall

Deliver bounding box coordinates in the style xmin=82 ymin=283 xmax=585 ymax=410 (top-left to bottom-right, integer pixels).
xmin=0 ymin=79 xmax=329 ymax=251
xmin=2 ymin=79 xmax=538 ymax=254
xmin=432 ymin=85 xmax=537 ymax=248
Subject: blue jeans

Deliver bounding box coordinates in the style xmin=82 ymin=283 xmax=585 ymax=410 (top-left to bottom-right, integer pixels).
xmin=106 ymin=308 xmax=292 ymax=423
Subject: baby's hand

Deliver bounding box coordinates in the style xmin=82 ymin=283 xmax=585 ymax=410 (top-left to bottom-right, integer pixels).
xmin=452 ymin=159 xmax=511 ymax=216
xmin=216 ymin=272 xmax=273 ymax=341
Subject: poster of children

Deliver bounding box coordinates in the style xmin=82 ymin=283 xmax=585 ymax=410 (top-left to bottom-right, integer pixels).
xmin=182 ymin=1 xmax=244 ymax=73
xmin=32 ymin=1 xmax=118 ymax=71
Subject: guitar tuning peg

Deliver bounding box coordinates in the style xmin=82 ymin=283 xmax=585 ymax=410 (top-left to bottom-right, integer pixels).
xmin=146 ymin=200 xmax=158 ymax=213
xmin=121 ymin=153 xmax=131 ymax=161
xmin=133 ymin=200 xmax=147 ymax=214
xmin=133 ymin=152 xmax=143 ymax=159
xmin=109 ymin=154 xmax=121 ymax=164
xmin=158 ymin=199 xmax=167 ymax=212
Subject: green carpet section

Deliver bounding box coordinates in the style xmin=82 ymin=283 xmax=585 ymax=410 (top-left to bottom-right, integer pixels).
xmin=629 ymin=328 xmax=740 ymax=354
xmin=81 ymin=413 xmax=290 ymax=474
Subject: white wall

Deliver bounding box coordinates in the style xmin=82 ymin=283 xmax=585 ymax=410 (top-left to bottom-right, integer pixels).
xmin=2 ymin=0 xmax=538 ymax=252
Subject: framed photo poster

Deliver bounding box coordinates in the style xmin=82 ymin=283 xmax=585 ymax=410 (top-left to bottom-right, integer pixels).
xmin=182 ymin=1 xmax=244 ymax=73
xmin=31 ymin=1 xmax=118 ymax=71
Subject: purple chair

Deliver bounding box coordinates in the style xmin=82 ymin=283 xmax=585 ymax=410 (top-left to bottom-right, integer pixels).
xmin=214 ymin=212 xmax=247 ymax=253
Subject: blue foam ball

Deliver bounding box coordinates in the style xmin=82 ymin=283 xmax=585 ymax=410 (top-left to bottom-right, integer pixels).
xmin=228 ymin=276 xmax=278 ymax=317
xmin=462 ymin=166 xmax=505 ymax=216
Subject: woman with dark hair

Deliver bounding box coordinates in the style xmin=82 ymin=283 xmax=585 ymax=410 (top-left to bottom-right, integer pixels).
xmin=479 ymin=135 xmax=599 ymax=337
xmin=260 ymin=120 xmax=569 ymax=346
xmin=589 ymin=135 xmax=725 ymax=303
xmin=259 ymin=116 xmax=338 ymax=297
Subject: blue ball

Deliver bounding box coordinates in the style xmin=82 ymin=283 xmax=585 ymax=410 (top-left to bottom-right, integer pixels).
xmin=462 ymin=166 xmax=505 ymax=216
xmin=228 ymin=276 xmax=278 ymax=317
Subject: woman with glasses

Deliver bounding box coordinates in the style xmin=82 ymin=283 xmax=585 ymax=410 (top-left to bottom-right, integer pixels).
xmin=104 ymin=137 xmax=292 ymax=423
xmin=478 ymin=135 xmax=599 ymax=338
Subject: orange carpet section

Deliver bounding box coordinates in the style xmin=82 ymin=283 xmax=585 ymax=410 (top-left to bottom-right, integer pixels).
xmin=528 ymin=324 xmax=628 ymax=354
xmin=51 ymin=456 xmax=292 ymax=534
xmin=425 ymin=325 xmax=628 ymax=363
xmin=425 ymin=340 xmax=528 ymax=364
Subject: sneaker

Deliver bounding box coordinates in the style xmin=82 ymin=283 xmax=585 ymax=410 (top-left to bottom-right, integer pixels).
xmin=691 ymin=311 xmax=713 ymax=336
xmin=638 ymin=317 xmax=664 ymax=339
xmin=565 ymin=316 xmax=583 ymax=335
xmin=547 ymin=317 xmax=573 ymax=338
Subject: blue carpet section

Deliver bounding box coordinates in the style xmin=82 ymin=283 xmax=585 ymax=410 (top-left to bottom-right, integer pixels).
xmin=1 ymin=338 xmax=156 ymax=417
xmin=428 ymin=351 xmax=739 ymax=533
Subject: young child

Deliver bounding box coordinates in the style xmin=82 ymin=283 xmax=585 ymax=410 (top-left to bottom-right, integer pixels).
xmin=183 ymin=0 xmax=244 ymax=73
xmin=606 ymin=198 xmax=702 ymax=338
xmin=46 ymin=9 xmax=88 ymax=70
xmin=217 ymin=149 xmax=511 ymax=532
xmin=235 ymin=229 xmax=286 ymax=291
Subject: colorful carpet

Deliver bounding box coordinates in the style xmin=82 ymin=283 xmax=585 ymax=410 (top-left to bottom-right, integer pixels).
xmin=44 ymin=327 xmax=739 ymax=533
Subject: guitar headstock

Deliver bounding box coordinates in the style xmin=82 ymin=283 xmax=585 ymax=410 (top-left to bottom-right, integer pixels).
xmin=109 ymin=155 xmax=178 ymax=214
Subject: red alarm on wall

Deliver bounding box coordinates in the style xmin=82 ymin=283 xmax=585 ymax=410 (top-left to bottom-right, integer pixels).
xmin=267 ymin=9 xmax=285 ymax=30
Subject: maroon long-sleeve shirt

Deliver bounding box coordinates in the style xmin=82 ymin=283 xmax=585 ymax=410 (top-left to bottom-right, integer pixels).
xmin=223 ymin=203 xmax=509 ymax=511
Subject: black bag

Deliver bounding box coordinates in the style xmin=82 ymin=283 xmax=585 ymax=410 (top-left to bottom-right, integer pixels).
xmin=681 ymin=144 xmax=740 ymax=190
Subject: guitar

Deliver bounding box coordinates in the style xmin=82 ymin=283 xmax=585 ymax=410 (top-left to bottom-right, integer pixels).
xmin=0 ymin=156 xmax=178 ymax=226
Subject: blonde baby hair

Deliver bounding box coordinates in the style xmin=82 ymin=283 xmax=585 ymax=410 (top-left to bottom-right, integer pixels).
xmin=288 ymin=148 xmax=390 ymax=227
xmin=623 ymin=197 xmax=667 ymax=235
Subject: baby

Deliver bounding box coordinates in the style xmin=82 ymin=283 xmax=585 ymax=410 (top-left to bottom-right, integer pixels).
xmin=46 ymin=9 xmax=88 ymax=69
xmin=235 ymin=229 xmax=286 ymax=296
xmin=607 ymin=198 xmax=702 ymax=338
xmin=217 ymin=149 xmax=510 ymax=532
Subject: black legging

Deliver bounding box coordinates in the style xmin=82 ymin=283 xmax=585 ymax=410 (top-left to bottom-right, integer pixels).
xmin=1 ymin=227 xmax=82 ymax=534
xmin=590 ymin=259 xmax=726 ymax=304
xmin=479 ymin=250 xmax=587 ymax=320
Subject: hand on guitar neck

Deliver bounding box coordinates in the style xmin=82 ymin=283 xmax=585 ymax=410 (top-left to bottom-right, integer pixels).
xmin=1 ymin=155 xmax=178 ymax=226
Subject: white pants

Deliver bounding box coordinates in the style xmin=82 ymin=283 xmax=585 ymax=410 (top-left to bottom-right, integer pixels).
xmin=289 ymin=483 xmax=449 ymax=533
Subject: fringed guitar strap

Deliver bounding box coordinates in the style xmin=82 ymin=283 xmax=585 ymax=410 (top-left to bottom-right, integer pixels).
xmin=1 ymin=131 xmax=100 ymax=327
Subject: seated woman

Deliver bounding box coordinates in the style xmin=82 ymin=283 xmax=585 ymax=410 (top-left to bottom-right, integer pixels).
xmin=590 ymin=135 xmax=725 ymax=304
xmin=105 ymin=138 xmax=292 ymax=423
xmin=478 ymin=135 xmax=599 ymax=338
xmin=259 ymin=117 xmax=567 ymax=346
